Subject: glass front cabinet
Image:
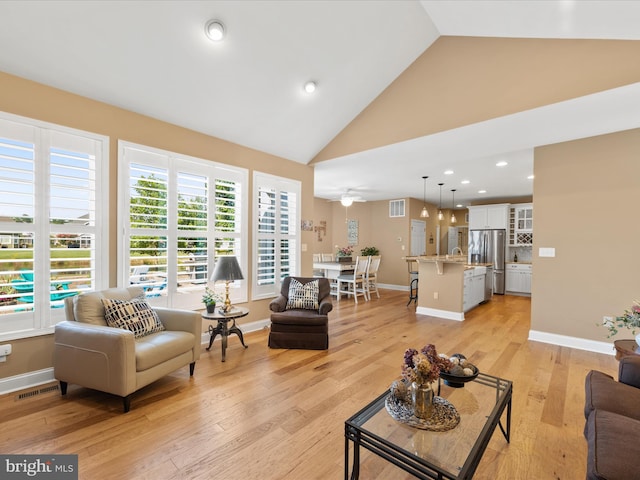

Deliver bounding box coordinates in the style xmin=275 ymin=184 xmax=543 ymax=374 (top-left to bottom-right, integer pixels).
xmin=509 ymin=203 xmax=533 ymax=246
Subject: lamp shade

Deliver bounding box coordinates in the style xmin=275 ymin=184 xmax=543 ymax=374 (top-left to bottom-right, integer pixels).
xmin=211 ymin=256 xmax=244 ymax=282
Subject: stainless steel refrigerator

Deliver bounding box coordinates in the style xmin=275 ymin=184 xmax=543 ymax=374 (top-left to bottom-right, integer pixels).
xmin=468 ymin=229 xmax=506 ymax=295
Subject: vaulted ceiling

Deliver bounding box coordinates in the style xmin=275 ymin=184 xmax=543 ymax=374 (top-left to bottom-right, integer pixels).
xmin=1 ymin=1 xmax=639 ymax=206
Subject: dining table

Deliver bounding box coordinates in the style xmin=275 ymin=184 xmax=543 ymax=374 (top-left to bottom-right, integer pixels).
xmin=312 ymin=261 xmax=355 ymax=280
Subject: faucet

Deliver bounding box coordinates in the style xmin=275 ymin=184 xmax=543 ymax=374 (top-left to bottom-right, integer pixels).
xmin=451 ymin=247 xmax=463 ymax=256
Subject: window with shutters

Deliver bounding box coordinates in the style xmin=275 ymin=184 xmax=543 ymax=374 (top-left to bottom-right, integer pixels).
xmin=253 ymin=172 xmax=300 ymax=299
xmin=0 ymin=112 xmax=108 ymax=340
xmin=119 ymin=142 xmax=247 ymax=310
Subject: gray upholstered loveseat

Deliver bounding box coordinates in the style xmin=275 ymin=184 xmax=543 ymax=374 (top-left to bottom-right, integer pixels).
xmin=584 ymin=355 xmax=640 ymax=479
xmin=54 ymin=287 xmax=201 ymax=412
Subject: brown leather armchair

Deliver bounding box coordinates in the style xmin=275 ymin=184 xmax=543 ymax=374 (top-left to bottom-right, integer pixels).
xmin=268 ymin=277 xmax=332 ymax=350
xmin=54 ymin=287 xmax=202 ymax=412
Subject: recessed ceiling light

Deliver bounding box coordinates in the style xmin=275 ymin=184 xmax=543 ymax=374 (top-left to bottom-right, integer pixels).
xmin=496 ymin=161 xmax=508 ymax=167
xmin=444 ymin=170 xmax=454 ymax=175
xmin=205 ymin=20 xmax=226 ymax=42
xmin=304 ymin=81 xmax=317 ymax=94
xmin=528 ymin=174 xmax=535 ymax=180
xmin=456 ymin=203 xmax=463 ymax=208
xmin=461 ymin=180 xmax=470 ymax=184
xmin=478 ymin=190 xmax=487 ymax=194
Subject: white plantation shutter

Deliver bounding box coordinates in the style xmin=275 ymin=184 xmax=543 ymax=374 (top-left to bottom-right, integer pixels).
xmin=0 ymin=113 xmax=108 ymax=340
xmin=279 ymin=189 xmax=298 ymax=279
xmin=256 ymin=185 xmax=276 ymax=287
xmin=253 ymin=172 xmax=300 ymax=299
xmin=119 ymin=142 xmax=247 ymax=310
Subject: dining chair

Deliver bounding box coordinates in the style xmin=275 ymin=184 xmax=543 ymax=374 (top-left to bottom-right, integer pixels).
xmin=312 ymin=254 xmax=325 ymax=277
xmin=365 ymin=255 xmax=381 ymax=300
xmin=321 ymin=253 xmax=334 ymax=262
xmin=337 ymin=256 xmax=370 ymax=303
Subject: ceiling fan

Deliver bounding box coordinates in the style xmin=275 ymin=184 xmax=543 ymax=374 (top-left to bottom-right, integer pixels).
xmin=335 ymin=189 xmax=367 ymax=207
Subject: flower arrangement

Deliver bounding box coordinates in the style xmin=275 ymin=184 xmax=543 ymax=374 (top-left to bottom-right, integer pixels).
xmin=336 ymin=246 xmax=354 ymax=257
xmin=202 ymin=287 xmax=222 ymax=306
xmin=401 ymin=344 xmax=453 ymax=385
xmin=602 ymin=300 xmax=640 ymax=337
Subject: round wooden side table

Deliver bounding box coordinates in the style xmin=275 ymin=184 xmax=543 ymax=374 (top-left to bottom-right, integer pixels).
xmin=613 ymin=339 xmax=640 ymax=361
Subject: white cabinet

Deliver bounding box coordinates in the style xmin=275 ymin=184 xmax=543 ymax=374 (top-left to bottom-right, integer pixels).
xmin=464 ymin=267 xmax=486 ymax=311
xmin=472 ymin=274 xmax=485 ymax=306
xmin=463 ymin=269 xmax=473 ymax=312
xmin=505 ymin=268 xmax=517 ymax=292
xmin=468 ymin=204 xmax=510 ymax=230
xmin=509 ymin=203 xmax=533 ymax=246
xmin=505 ymin=263 xmax=532 ymax=294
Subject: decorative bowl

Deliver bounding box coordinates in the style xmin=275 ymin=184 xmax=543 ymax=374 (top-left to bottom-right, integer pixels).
xmin=439 ymin=364 xmax=479 ymax=388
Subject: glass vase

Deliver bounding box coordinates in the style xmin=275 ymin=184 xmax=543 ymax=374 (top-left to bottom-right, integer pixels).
xmin=411 ymin=381 xmax=434 ymax=419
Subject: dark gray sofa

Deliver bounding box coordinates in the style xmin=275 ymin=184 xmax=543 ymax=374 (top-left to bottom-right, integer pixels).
xmin=584 ymin=355 xmax=640 ymax=479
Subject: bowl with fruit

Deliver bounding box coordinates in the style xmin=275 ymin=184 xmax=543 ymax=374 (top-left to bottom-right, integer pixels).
xmin=438 ymin=353 xmax=479 ymax=387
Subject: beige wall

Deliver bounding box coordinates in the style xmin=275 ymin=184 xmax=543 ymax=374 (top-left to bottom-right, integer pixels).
xmin=0 ymin=71 xmax=315 ymax=379
xmin=329 ymin=200 xmax=405 ymax=286
xmin=313 ymin=37 xmax=640 ymax=163
xmin=532 ymin=128 xmax=640 ymax=341
xmin=418 ymin=262 xmax=465 ymax=313
xmin=306 ymin=198 xmax=333 ymax=272
xmin=320 ymin=197 xmax=466 ymax=286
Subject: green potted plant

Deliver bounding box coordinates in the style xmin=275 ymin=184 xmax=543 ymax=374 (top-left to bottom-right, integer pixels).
xmin=602 ymin=300 xmax=640 ymax=344
xmin=202 ymin=287 xmax=222 ymax=314
xmin=360 ymin=246 xmax=379 ymax=256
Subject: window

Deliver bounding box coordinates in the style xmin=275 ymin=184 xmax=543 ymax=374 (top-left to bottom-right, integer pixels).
xmin=0 ymin=113 xmax=108 ymax=340
xmin=253 ymin=172 xmax=300 ymax=299
xmin=119 ymin=142 xmax=247 ymax=310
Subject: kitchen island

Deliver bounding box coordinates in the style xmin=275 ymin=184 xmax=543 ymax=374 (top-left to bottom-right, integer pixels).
xmin=416 ymin=256 xmax=493 ymax=321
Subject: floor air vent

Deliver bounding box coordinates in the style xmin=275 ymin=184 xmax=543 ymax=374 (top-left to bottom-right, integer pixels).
xmin=17 ymin=384 xmax=59 ymax=400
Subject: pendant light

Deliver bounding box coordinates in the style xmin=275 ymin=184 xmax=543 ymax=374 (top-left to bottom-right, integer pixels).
xmin=420 ymin=176 xmax=429 ymax=218
xmin=437 ymin=183 xmax=444 ymax=221
xmin=450 ymin=189 xmax=457 ymax=224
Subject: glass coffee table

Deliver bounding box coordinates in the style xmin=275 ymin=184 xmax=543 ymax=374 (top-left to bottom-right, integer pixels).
xmin=344 ymin=372 xmax=512 ymax=479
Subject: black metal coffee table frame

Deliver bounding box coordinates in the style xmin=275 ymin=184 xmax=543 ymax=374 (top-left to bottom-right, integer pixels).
xmin=344 ymin=372 xmax=512 ymax=480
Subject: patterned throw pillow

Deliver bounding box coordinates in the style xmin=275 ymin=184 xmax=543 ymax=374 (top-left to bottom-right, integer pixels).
xmin=286 ymin=278 xmax=320 ymax=310
xmin=102 ymin=297 xmax=165 ymax=338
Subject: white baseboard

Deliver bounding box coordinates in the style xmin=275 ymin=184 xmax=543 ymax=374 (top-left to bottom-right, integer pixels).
xmin=0 ymin=368 xmax=56 ymax=396
xmin=416 ymin=306 xmax=465 ymax=321
xmin=528 ymin=330 xmax=615 ymax=355
xmin=378 ymin=283 xmax=408 ymax=292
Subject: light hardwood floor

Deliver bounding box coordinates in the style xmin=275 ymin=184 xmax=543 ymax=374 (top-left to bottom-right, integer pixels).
xmin=0 ymin=290 xmax=618 ymax=479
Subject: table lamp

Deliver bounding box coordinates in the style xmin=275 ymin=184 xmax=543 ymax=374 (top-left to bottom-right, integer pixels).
xmin=210 ymin=256 xmax=244 ymax=313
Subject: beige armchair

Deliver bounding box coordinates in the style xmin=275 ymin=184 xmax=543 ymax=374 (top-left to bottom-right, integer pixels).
xmin=54 ymin=287 xmax=202 ymax=412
